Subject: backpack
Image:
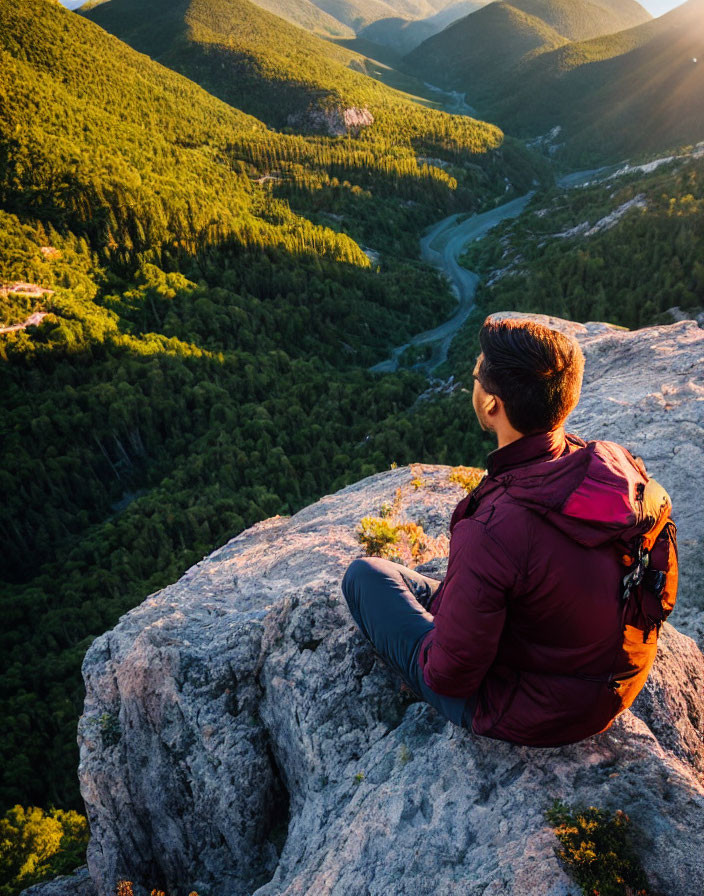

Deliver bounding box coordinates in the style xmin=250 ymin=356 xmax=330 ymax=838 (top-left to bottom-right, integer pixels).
xmin=615 ymin=459 xmax=678 ymax=642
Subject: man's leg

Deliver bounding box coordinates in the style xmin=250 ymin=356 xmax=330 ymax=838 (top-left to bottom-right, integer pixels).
xmin=341 ymin=556 xmax=474 ymax=728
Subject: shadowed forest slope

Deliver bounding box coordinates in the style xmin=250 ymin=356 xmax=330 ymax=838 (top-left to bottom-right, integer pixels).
xmin=405 ymin=0 xmax=650 ymax=100
xmin=410 ymin=0 xmax=704 ymax=161
xmin=0 ymin=0 xmax=538 ymax=814
xmin=492 ymin=0 xmax=704 ymax=160
xmin=82 ymin=0 xmax=500 ymax=140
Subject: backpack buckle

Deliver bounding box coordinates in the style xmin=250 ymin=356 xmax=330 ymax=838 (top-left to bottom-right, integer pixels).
xmin=621 ymin=543 xmax=649 ymax=602
xmin=642 ymin=568 xmax=666 ymax=597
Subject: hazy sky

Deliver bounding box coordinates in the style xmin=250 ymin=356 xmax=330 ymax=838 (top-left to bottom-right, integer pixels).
xmin=59 ymin=0 xmax=691 ymax=13
xmin=639 ymin=0 xmax=688 ymax=15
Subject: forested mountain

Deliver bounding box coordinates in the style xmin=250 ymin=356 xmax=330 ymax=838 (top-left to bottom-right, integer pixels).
xmin=235 ymin=0 xmax=357 ymax=38
xmin=358 ymin=0 xmax=489 ymax=54
xmin=489 ymin=0 xmax=704 ymax=160
xmin=406 ymin=1 xmax=568 ymax=95
xmin=507 ymin=0 xmax=649 ymax=40
xmin=405 ymin=0 xmax=651 ymax=101
xmin=81 ymin=0 xmax=498 ymax=133
xmin=81 ymin=0 xmax=473 ymax=35
xmin=1 ymin=0 xmax=545 ymax=815
xmin=408 ymin=0 xmax=704 ymax=162
xmin=308 ymin=0 xmax=446 ymax=28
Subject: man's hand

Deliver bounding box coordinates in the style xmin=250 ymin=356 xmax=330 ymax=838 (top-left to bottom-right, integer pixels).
xmin=400 ymin=571 xmax=441 ymax=611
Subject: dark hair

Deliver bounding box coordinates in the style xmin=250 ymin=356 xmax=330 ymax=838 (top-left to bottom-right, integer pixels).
xmin=477 ymin=317 xmax=585 ymax=435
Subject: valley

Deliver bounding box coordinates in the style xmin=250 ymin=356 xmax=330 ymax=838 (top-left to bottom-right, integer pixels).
xmin=0 ymin=0 xmax=527 ymax=820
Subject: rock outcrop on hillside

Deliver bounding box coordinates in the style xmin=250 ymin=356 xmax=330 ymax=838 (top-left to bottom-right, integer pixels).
xmin=286 ymin=105 xmax=374 ymax=136
xmin=75 ymin=316 xmax=704 ymax=896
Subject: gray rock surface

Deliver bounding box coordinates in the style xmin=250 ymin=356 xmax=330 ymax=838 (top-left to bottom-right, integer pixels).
xmin=78 ymin=317 xmax=704 ymax=896
xmin=20 ymin=867 xmax=95 ymax=896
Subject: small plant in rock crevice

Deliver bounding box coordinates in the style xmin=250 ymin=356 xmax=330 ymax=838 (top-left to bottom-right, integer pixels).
xmin=115 ymin=883 xmax=199 ymax=896
xmin=449 ymin=466 xmax=484 ymax=494
xmin=546 ymin=801 xmax=652 ymax=896
xmin=99 ymin=711 xmax=121 ymax=747
xmin=356 ymin=515 xmax=400 ymax=557
xmin=355 ymin=482 xmax=448 ymax=567
xmin=399 ymin=744 xmax=413 ymax=764
xmin=356 ymin=516 xmax=446 ymax=566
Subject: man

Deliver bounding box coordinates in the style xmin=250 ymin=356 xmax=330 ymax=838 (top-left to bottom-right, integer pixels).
xmin=342 ymin=316 xmax=676 ymax=746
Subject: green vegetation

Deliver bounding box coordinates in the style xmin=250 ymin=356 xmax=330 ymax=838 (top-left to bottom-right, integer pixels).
xmin=358 ymin=0 xmax=488 ymax=56
xmin=448 ymin=466 xmax=484 ymax=493
xmin=446 ymin=155 xmax=704 ymax=380
xmin=298 ymin=0 xmax=453 ymax=32
xmin=398 ymin=743 xmax=413 ymax=763
xmin=507 ymin=0 xmax=650 ymax=41
xmin=0 ymin=806 xmax=89 ymax=896
xmin=355 ymin=476 xmax=448 ymax=565
xmin=81 ymin=0 xmax=504 ymax=149
xmin=114 ymin=881 xmax=199 ymax=896
xmin=243 ymin=0 xmax=356 ymax=39
xmin=0 ymin=0 xmax=520 ymax=815
xmin=406 ymin=1 xmax=568 ymax=102
xmin=357 ymin=514 xmax=402 ymax=554
xmin=486 ymin=0 xmax=704 ymax=163
xmin=404 ymin=0 xmax=650 ymax=111
xmin=546 ymin=800 xmax=651 ymax=896
xmin=406 ymin=0 xmax=704 ymax=163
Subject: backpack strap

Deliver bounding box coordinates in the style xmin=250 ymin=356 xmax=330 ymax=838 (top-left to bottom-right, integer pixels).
xmin=617 ymin=474 xmax=677 ymax=643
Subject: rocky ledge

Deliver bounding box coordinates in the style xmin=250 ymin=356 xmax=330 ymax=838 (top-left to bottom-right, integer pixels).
xmin=73 ymin=316 xmax=704 ymax=896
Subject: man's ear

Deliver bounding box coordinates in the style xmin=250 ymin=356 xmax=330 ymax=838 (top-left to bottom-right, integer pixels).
xmin=485 ymin=393 xmax=500 ymax=416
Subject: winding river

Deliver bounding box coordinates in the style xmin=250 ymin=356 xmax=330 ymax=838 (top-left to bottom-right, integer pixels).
xmin=369 ymin=192 xmax=533 ymax=374
xmin=369 ymin=160 xmax=620 ymax=375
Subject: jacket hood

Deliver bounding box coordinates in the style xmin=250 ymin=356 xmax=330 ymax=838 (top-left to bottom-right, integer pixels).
xmin=497 ymin=434 xmax=671 ymax=548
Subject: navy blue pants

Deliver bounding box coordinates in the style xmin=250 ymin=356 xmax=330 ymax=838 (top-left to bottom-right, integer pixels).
xmin=341 ymin=556 xmax=475 ymax=728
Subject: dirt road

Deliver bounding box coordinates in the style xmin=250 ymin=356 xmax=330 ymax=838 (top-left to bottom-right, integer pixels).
xmin=0 ymin=311 xmax=48 ymax=335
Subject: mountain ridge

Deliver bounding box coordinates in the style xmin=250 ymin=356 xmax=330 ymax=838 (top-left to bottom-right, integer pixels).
xmin=404 ymin=0 xmax=651 ymax=102
xmin=80 ymin=0 xmax=505 ymax=140
xmin=405 ymin=0 xmax=570 ymax=96
xmin=492 ymin=0 xmax=704 ymax=158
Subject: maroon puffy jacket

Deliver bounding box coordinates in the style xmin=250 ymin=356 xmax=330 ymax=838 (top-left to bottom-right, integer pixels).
xmin=417 ymin=426 xmax=673 ymax=746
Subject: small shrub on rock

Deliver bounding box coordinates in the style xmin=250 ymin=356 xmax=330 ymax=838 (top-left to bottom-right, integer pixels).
xmin=546 ymin=801 xmax=651 ymax=896
xmin=356 ymin=516 xmax=400 ymax=557
xmin=356 ymin=517 xmax=441 ymax=566
xmin=449 ymin=466 xmax=484 ymax=494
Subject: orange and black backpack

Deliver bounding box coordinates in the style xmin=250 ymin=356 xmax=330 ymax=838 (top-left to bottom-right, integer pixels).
xmin=608 ymin=457 xmax=678 ymax=711
xmin=616 ymin=458 xmax=678 ymax=641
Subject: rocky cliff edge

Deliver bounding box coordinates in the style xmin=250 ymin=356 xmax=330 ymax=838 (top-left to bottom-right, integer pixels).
xmin=73 ymin=316 xmax=704 ymax=896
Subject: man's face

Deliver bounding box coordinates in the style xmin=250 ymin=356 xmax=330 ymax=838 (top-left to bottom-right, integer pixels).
xmin=472 ymin=353 xmax=494 ymax=433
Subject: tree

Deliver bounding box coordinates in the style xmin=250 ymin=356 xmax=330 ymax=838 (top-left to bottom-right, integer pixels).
xmin=0 ymin=805 xmax=89 ymax=896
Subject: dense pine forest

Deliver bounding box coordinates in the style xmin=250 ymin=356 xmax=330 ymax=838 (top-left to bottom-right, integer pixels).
xmin=3 ymin=0 xmax=704 ymax=889
xmin=0 ymin=0 xmax=539 ymax=819
xmin=80 ymin=0 xmax=503 ymax=142
xmin=445 ymin=156 xmax=704 ymax=379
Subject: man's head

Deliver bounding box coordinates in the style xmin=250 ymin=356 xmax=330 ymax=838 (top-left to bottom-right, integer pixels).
xmin=472 ymin=317 xmax=585 ymax=439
